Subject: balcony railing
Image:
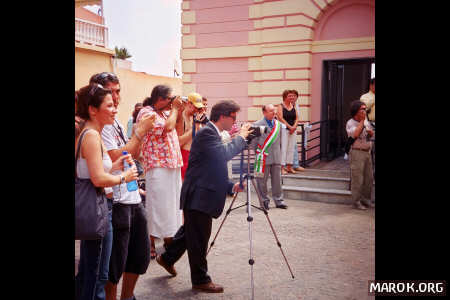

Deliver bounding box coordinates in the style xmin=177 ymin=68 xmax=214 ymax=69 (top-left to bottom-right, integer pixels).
xmin=75 ymin=18 xmax=108 ymax=47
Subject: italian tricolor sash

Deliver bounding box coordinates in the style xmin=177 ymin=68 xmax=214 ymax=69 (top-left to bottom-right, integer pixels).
xmin=254 ymin=120 xmax=281 ymax=177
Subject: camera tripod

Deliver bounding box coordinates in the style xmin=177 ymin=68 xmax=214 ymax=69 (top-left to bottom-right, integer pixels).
xmin=206 ymin=147 xmax=294 ymax=300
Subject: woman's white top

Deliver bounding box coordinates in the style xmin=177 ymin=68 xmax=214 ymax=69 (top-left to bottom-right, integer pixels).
xmin=76 ymin=141 xmax=112 ymax=179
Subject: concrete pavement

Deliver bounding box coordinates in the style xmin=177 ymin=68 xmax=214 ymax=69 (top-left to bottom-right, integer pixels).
xmin=75 ymin=191 xmax=375 ymax=300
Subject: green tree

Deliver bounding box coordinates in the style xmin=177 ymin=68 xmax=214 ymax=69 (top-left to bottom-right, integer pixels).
xmin=114 ymin=46 xmax=132 ymax=59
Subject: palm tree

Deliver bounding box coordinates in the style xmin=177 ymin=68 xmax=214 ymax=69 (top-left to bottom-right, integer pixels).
xmin=114 ymin=46 xmax=132 ymax=59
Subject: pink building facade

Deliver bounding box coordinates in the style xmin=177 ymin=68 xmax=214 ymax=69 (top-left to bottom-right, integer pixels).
xmin=181 ymin=0 xmax=374 ymax=161
xmin=181 ymin=0 xmax=374 ymax=120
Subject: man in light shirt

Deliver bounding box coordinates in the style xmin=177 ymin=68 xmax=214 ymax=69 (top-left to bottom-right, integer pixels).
xmin=346 ymin=100 xmax=375 ymax=210
xmin=360 ymin=78 xmax=375 ymax=123
xmin=360 ymin=77 xmax=375 ymax=178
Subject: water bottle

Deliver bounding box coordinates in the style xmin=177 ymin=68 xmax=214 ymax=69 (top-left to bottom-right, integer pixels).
xmin=122 ymin=151 xmax=138 ymax=192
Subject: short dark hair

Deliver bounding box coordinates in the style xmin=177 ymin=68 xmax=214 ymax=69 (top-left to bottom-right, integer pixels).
xmin=210 ymin=100 xmax=240 ymax=122
xmin=350 ymin=100 xmax=366 ymax=117
xmin=143 ymin=85 xmax=172 ymax=107
xmin=89 ymin=72 xmax=120 ymax=86
xmin=75 ymin=83 xmax=112 ymax=120
xmin=282 ymin=89 xmax=290 ymax=100
xmin=370 ymin=78 xmax=375 ymax=85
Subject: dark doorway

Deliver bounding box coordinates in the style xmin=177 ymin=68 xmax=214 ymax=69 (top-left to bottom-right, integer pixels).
xmin=321 ymin=58 xmax=374 ymax=160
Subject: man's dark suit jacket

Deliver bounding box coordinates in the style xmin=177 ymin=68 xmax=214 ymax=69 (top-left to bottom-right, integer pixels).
xmin=180 ymin=122 xmax=247 ymax=219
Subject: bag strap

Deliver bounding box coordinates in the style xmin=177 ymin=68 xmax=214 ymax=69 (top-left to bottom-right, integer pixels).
xmin=75 ymin=129 xmax=104 ymax=178
xmin=113 ymin=119 xmax=127 ymax=145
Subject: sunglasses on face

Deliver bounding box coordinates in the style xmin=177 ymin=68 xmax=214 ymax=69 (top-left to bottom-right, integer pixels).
xmin=96 ymin=72 xmax=118 ymax=82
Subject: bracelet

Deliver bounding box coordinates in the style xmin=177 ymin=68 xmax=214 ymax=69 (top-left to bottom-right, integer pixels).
xmin=119 ymin=175 xmax=125 ymax=185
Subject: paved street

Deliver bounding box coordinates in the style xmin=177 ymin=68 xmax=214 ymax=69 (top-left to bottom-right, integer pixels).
xmin=75 ymin=191 xmax=374 ymax=300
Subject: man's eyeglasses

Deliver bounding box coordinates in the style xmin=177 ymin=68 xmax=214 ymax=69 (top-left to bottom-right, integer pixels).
xmin=227 ymin=114 xmax=237 ymax=121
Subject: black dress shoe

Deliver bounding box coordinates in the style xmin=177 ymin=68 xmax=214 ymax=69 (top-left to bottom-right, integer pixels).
xmin=156 ymin=254 xmax=177 ymax=276
xmin=263 ymin=200 xmax=270 ymax=210
xmin=276 ymin=204 xmax=288 ymax=209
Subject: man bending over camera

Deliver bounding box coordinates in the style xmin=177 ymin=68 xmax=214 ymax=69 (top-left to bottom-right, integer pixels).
xmin=156 ymin=100 xmax=253 ymax=293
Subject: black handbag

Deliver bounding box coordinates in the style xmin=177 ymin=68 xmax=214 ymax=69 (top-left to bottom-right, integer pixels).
xmin=344 ymin=137 xmax=356 ymax=154
xmin=75 ymin=129 xmax=108 ymax=240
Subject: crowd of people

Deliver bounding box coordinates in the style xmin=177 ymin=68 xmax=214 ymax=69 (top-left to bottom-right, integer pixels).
xmin=75 ymin=70 xmax=375 ymax=299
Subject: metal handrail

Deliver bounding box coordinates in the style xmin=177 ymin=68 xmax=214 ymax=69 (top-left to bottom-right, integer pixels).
xmin=228 ymin=119 xmax=328 ymax=174
xmin=297 ymin=120 xmax=328 ymax=167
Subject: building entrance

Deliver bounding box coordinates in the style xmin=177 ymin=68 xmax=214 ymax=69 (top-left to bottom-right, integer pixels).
xmin=321 ymin=58 xmax=374 ymax=161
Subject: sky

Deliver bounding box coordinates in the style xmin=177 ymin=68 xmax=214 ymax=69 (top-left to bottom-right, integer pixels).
xmin=85 ymin=0 xmax=182 ymax=78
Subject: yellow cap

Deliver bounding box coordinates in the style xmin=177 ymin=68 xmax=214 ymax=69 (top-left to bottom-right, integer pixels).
xmin=188 ymin=92 xmax=204 ymax=108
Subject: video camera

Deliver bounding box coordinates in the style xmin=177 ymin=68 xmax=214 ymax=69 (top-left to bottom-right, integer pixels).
xmin=246 ymin=125 xmax=269 ymax=143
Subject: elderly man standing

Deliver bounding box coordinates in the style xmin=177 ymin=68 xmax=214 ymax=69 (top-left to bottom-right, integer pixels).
xmin=250 ymin=104 xmax=287 ymax=210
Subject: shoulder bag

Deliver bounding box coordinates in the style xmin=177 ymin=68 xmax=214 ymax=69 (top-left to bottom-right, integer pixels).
xmin=75 ymin=129 xmax=108 ymax=240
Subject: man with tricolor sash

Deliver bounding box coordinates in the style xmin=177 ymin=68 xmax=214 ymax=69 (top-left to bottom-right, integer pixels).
xmin=250 ymin=104 xmax=288 ymax=210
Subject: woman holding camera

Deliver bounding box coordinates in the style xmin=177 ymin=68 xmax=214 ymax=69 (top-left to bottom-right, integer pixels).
xmin=75 ymin=83 xmax=139 ymax=300
xmin=137 ymin=85 xmax=184 ymax=259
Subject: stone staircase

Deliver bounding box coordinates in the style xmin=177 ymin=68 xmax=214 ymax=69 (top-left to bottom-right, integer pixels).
xmin=281 ymin=169 xmax=352 ymax=204
xmin=230 ymin=156 xmax=376 ymax=205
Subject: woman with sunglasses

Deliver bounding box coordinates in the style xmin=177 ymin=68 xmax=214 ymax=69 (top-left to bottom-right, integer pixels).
xmin=75 ymin=83 xmax=141 ymax=300
xmin=137 ymin=84 xmax=184 ymax=260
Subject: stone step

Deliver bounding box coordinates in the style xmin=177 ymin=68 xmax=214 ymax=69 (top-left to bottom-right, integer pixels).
xmin=282 ymin=174 xmax=350 ymax=190
xmin=298 ymin=168 xmax=350 ymax=178
xmin=282 ymin=185 xmax=353 ymax=205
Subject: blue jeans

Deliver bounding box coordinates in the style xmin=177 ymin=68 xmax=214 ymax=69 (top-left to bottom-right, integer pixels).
xmin=75 ymin=200 xmax=113 ymax=300
xmin=293 ymin=142 xmax=300 ymax=168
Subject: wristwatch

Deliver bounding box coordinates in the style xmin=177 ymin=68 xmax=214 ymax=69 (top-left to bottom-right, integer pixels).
xmin=120 ymin=175 xmax=125 ymax=184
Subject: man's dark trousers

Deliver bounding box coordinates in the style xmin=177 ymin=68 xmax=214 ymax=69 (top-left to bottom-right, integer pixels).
xmin=161 ymin=209 xmax=212 ymax=285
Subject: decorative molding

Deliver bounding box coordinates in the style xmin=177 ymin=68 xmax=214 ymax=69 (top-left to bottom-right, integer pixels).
xmin=75 ymin=42 xmax=115 ymax=56
xmin=312 ymin=36 xmax=374 ymax=53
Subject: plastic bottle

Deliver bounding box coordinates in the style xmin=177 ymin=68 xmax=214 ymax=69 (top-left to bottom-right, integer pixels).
xmin=122 ymin=151 xmax=138 ymax=192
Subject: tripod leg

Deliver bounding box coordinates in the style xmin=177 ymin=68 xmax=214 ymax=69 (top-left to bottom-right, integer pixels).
xmin=206 ymin=191 xmax=240 ymax=256
xmin=251 ymin=178 xmax=295 ymax=279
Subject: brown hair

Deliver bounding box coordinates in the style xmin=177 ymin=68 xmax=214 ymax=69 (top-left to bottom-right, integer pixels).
xmin=75 ymin=84 xmax=112 ymax=120
xmin=282 ymin=89 xmax=291 ymax=100
xmin=210 ymin=100 xmax=240 ymax=122
xmin=290 ymin=89 xmax=299 ymax=96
